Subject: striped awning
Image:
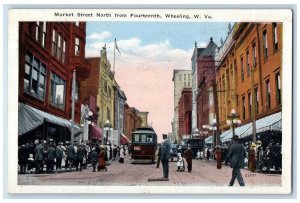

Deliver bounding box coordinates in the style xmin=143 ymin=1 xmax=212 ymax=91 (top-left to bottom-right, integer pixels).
xmin=221 ymin=112 xmax=282 ymax=142
xmin=18 ymin=102 xmax=82 ymax=136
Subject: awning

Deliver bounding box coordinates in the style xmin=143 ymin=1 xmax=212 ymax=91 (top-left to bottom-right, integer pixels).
xmin=89 ymin=124 xmax=102 ymax=140
xmin=120 ymin=133 xmax=131 ymax=145
xmin=221 ymin=112 xmax=282 ymax=141
xmin=18 ymin=103 xmax=82 ymax=136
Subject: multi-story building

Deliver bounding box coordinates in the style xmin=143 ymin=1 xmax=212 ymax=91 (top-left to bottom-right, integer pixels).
xmin=191 ymin=43 xmax=203 ymax=135
xmin=18 ymin=21 xmax=90 ymax=144
xmin=136 ymin=111 xmax=149 ymax=127
xmin=215 ymin=22 xmax=282 ymax=145
xmin=196 ymin=38 xmax=218 ymax=141
xmin=81 ymin=57 xmax=103 ymax=143
xmin=98 ymin=45 xmax=115 ymax=129
xmin=113 ymin=82 xmax=127 ymax=136
xmin=123 ymin=104 xmax=143 ymax=141
xmin=178 ymin=88 xmax=192 ymax=141
xmin=172 ymin=69 xmax=192 ymax=142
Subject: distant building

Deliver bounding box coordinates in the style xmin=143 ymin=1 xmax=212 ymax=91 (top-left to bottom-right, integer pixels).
xmin=137 ymin=111 xmax=149 ymax=127
xmin=178 ymin=88 xmax=192 ymax=141
xmin=196 ymin=37 xmax=219 ymax=142
xmin=123 ymin=104 xmax=143 ymax=141
xmin=172 ymin=69 xmax=192 ymax=142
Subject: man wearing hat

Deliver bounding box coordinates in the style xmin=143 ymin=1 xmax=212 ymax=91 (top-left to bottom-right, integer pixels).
xmin=55 ymin=142 xmax=64 ymax=170
xmin=65 ymin=141 xmax=75 ymax=170
xmin=225 ymin=135 xmax=246 ymax=186
xmin=34 ymin=140 xmax=45 ymax=174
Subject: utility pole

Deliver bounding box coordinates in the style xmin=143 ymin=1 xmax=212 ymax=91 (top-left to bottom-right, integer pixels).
xmin=251 ymin=66 xmax=256 ymax=142
xmin=71 ymin=68 xmax=76 ymax=146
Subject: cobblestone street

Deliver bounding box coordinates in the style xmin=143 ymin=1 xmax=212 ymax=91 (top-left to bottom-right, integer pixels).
xmin=18 ymin=156 xmax=281 ymax=187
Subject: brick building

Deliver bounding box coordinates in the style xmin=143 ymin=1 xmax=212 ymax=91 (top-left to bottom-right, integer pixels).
xmin=18 ymin=21 xmax=90 ymax=144
xmin=123 ymin=104 xmax=143 ymax=141
xmin=215 ymin=22 xmax=282 ymax=145
xmin=196 ymin=38 xmax=218 ymax=141
xmin=178 ymin=88 xmax=192 ymax=141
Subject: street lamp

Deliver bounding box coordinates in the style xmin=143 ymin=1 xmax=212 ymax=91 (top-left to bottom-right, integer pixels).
xmin=226 ymin=109 xmax=241 ymax=139
xmin=104 ymin=120 xmax=112 ymax=145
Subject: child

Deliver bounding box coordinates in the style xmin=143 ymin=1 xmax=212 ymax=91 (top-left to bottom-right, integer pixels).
xmin=196 ymin=150 xmax=201 ymax=160
xmin=27 ymin=154 xmax=35 ymax=173
xmin=176 ymin=153 xmax=185 ymax=172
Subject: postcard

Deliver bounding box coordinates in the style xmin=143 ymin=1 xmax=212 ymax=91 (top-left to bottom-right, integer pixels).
xmin=7 ymin=8 xmax=292 ymax=194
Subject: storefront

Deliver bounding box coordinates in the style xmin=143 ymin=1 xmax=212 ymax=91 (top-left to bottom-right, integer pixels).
xmin=18 ymin=102 xmax=82 ymax=145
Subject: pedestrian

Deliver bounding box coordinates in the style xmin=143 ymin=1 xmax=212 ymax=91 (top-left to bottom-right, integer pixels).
xmin=119 ymin=145 xmax=125 ymax=163
xmin=65 ymin=141 xmax=75 ymax=170
xmin=91 ymin=148 xmax=98 ymax=172
xmin=248 ymin=142 xmax=256 ymax=172
xmin=34 ymin=140 xmax=45 ymax=174
xmin=206 ymin=147 xmax=210 ymax=162
xmin=73 ymin=141 xmax=79 ymax=171
xmin=160 ymin=139 xmax=171 ymax=179
xmin=18 ymin=144 xmax=28 ymax=175
xmin=273 ymin=142 xmax=282 ymax=171
xmin=46 ymin=143 xmax=56 ymax=173
xmin=196 ymin=150 xmax=201 ymax=160
xmin=184 ymin=145 xmax=193 ymax=173
xmin=263 ymin=146 xmax=274 ymax=173
xmin=215 ymin=145 xmax=222 ymax=169
xmin=113 ymin=145 xmax=118 ymax=161
xmin=176 ymin=152 xmax=185 ymax=172
xmin=225 ymin=135 xmax=246 ymax=186
xmin=55 ymin=142 xmax=64 ymax=170
xmin=98 ymin=145 xmax=107 ymax=172
xmin=156 ymin=145 xmax=161 ymax=168
xmin=76 ymin=143 xmax=85 ymax=172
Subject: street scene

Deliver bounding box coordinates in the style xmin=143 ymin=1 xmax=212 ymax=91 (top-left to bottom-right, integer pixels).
xmin=15 ymin=10 xmax=285 ymax=190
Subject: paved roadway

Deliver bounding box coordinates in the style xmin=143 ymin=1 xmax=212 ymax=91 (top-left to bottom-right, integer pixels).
xmin=18 ymin=156 xmax=281 ymax=186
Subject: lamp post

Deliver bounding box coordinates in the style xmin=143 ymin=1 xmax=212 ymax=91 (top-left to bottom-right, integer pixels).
xmin=226 ymin=109 xmax=241 ymax=139
xmin=104 ymin=120 xmax=112 ymax=145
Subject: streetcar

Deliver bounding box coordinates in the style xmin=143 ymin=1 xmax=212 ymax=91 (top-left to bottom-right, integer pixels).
xmin=130 ymin=127 xmax=157 ymax=163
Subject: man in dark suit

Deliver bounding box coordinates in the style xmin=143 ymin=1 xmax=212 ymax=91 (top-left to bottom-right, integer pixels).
xmin=160 ymin=139 xmax=171 ymax=179
xmin=225 ymin=135 xmax=246 ymax=186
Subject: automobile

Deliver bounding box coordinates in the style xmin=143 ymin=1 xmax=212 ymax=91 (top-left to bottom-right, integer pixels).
xmin=169 ymin=144 xmax=178 ymax=162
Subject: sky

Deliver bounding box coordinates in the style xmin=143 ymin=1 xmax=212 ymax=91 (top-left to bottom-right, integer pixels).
xmin=85 ymin=21 xmax=231 ymax=141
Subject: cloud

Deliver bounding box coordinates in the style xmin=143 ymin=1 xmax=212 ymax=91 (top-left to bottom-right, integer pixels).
xmin=87 ymin=31 xmax=111 ymax=40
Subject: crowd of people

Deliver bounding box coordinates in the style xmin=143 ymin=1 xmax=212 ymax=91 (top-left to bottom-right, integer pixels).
xmin=18 ymin=139 xmax=128 ymax=175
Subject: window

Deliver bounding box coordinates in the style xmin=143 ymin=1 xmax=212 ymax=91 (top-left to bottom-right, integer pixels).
xmin=184 ymin=74 xmax=186 ymax=80
xmin=240 ymin=57 xmax=244 ymax=82
xmin=52 ymin=29 xmax=57 ymax=56
xmin=275 ymin=72 xmax=281 ymax=105
xmin=266 ymin=79 xmax=271 ymax=109
xmin=188 ymin=74 xmax=190 ymax=80
xmin=107 ymin=107 xmax=110 ymax=121
xmin=75 ymin=37 xmax=80 ymax=55
xmin=50 ymin=72 xmax=66 ymax=109
xmin=252 ymin=42 xmax=257 ymax=67
xmin=179 ymin=75 xmax=182 ymax=81
xmin=242 ymin=96 xmax=246 ymax=119
xmin=188 ymin=82 xmax=190 ymax=86
xmin=24 ymin=51 xmax=47 ymax=100
xmin=62 ymin=40 xmax=66 ymax=63
xmin=57 ymin=34 xmax=61 ymax=60
xmin=184 ymin=82 xmax=186 ymax=86
xmin=75 ymin=22 xmax=80 ymax=27
xmin=146 ymin=135 xmax=153 ymax=142
xmin=255 ymin=87 xmax=259 ymax=114
xmin=35 ymin=22 xmax=47 ymax=47
xmin=248 ymin=92 xmax=252 ymax=118
xmin=263 ymin=29 xmax=268 ymax=60
xmin=246 ymin=50 xmax=250 ymax=77
xmin=273 ymin=23 xmax=278 ymax=51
